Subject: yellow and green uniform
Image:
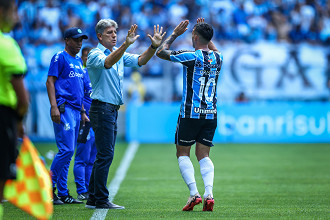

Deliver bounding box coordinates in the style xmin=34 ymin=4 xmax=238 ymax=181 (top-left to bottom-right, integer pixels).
xmin=0 ymin=30 xmax=27 ymax=109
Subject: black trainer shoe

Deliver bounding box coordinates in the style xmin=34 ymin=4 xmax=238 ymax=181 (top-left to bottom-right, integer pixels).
xmin=59 ymin=194 xmax=83 ymax=204
xmin=96 ymin=201 xmax=125 ymax=209
xmin=77 ymin=192 xmax=89 ymax=200
xmin=53 ymin=187 xmax=64 ymax=205
xmin=85 ymin=198 xmax=96 ymax=209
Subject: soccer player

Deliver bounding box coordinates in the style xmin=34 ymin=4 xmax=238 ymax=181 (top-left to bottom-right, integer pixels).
xmin=73 ymin=46 xmax=97 ymax=201
xmin=156 ymin=18 xmax=223 ymax=212
xmin=0 ymin=0 xmax=29 ymax=217
xmin=46 ymin=27 xmax=89 ymax=205
xmin=85 ymin=19 xmax=165 ymax=209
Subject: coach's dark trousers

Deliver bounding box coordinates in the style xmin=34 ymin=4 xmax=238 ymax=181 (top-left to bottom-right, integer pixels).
xmin=88 ymin=100 xmax=118 ymax=205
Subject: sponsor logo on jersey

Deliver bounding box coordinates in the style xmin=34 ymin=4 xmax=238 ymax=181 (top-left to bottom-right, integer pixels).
xmin=194 ymin=60 xmax=221 ymax=69
xmin=196 ymin=69 xmax=221 ymax=75
xmin=194 ymin=107 xmax=217 ymax=114
xmin=69 ymin=63 xmax=74 ymax=68
xmin=204 ymin=63 xmax=221 ymax=68
xmin=69 ymin=71 xmax=83 ymax=78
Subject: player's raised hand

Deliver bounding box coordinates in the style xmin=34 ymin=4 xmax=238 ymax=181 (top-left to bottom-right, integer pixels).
xmin=125 ymin=24 xmax=140 ymax=45
xmin=148 ymin=24 xmax=166 ymax=48
xmin=173 ymin=20 xmax=189 ymax=36
xmin=197 ymin=17 xmax=205 ymax=23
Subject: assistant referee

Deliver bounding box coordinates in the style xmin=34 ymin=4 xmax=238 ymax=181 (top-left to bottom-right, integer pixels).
xmin=0 ymin=0 xmax=29 ymax=217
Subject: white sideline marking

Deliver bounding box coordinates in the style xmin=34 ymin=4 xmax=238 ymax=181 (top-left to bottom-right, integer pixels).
xmin=90 ymin=141 xmax=139 ymax=220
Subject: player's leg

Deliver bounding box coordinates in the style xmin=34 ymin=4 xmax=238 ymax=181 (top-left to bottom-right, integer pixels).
xmin=51 ymin=106 xmax=82 ymax=204
xmin=177 ymin=145 xmax=202 ymax=211
xmin=176 ymin=117 xmax=202 ymax=211
xmin=74 ymin=120 xmax=92 ymax=199
xmin=177 ymin=145 xmax=198 ymax=196
xmin=74 ymin=141 xmax=89 ymax=199
xmin=195 ymin=118 xmax=217 ymax=211
xmin=196 ymin=142 xmax=214 ymax=211
xmin=85 ymin=129 xmax=96 ymax=191
xmin=51 ymin=108 xmax=76 ymax=196
xmin=195 ymin=144 xmax=213 ymax=198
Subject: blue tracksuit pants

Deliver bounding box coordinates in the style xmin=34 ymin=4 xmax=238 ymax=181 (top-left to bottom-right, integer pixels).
xmin=50 ymin=105 xmax=80 ymax=197
xmin=74 ymin=128 xmax=97 ymax=194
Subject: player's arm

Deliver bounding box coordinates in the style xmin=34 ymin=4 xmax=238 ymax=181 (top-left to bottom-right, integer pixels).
xmin=208 ymin=40 xmax=219 ymax=52
xmin=156 ymin=20 xmax=189 ymax=61
xmin=46 ymin=75 xmax=60 ymax=124
xmin=104 ymin=24 xmax=140 ymax=69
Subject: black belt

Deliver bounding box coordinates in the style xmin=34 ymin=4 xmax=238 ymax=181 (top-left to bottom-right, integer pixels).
xmin=92 ymin=99 xmax=120 ymax=110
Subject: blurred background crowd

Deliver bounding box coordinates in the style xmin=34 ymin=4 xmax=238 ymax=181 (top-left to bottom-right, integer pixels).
xmin=10 ymin=0 xmax=330 ymax=140
xmin=14 ymin=0 xmax=330 ymax=103
xmin=16 ymin=0 xmax=330 ymax=46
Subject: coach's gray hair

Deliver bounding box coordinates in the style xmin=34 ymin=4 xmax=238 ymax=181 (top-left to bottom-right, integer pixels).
xmin=95 ymin=19 xmax=118 ymax=35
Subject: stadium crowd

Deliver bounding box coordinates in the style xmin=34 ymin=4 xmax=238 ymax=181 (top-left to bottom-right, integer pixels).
xmin=14 ymin=0 xmax=330 ymax=101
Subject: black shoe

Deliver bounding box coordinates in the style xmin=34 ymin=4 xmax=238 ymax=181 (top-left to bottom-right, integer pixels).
xmin=53 ymin=187 xmax=64 ymax=205
xmin=85 ymin=198 xmax=96 ymax=209
xmin=59 ymin=194 xmax=83 ymax=204
xmin=96 ymin=201 xmax=125 ymax=209
xmin=77 ymin=192 xmax=89 ymax=200
xmin=53 ymin=194 xmax=64 ymax=205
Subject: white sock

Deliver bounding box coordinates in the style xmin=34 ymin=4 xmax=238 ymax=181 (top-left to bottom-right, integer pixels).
xmin=199 ymin=157 xmax=214 ymax=198
xmin=178 ymin=156 xmax=199 ymax=196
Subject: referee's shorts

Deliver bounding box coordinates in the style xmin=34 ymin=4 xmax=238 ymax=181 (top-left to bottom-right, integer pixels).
xmin=175 ymin=116 xmax=217 ymax=147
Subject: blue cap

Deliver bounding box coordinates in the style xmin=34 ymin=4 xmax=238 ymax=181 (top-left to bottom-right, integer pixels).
xmin=64 ymin=27 xmax=88 ymax=39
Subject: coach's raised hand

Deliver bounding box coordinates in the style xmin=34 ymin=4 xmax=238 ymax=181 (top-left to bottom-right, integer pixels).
xmin=125 ymin=24 xmax=140 ymax=46
xmin=148 ymin=24 xmax=166 ymax=48
xmin=137 ymin=24 xmax=165 ymax=65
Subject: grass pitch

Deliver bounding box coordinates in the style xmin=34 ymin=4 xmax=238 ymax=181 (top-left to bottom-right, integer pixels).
xmin=3 ymin=142 xmax=330 ymax=219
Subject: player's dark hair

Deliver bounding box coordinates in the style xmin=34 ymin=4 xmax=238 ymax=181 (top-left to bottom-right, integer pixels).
xmin=0 ymin=0 xmax=13 ymax=9
xmin=193 ymin=22 xmax=213 ymax=43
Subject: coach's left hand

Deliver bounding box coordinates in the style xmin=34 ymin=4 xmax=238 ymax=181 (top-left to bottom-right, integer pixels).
xmin=148 ymin=24 xmax=166 ymax=48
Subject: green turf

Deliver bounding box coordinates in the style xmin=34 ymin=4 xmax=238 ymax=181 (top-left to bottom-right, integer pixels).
xmin=3 ymin=142 xmax=330 ymax=219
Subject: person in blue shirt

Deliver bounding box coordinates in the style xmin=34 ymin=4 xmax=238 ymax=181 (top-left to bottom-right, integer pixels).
xmin=156 ymin=18 xmax=223 ymax=212
xmin=85 ymin=19 xmax=165 ymax=209
xmin=74 ymin=46 xmax=97 ymax=201
xmin=46 ymin=27 xmax=89 ymax=205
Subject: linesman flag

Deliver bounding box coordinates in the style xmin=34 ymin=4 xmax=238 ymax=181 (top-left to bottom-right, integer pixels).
xmin=4 ymin=137 xmax=53 ymax=220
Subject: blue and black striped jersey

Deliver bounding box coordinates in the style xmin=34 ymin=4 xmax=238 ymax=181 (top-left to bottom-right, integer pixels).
xmin=170 ymin=49 xmax=223 ymax=119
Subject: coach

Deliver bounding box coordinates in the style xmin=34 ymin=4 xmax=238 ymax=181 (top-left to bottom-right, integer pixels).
xmin=86 ymin=19 xmax=165 ymax=209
